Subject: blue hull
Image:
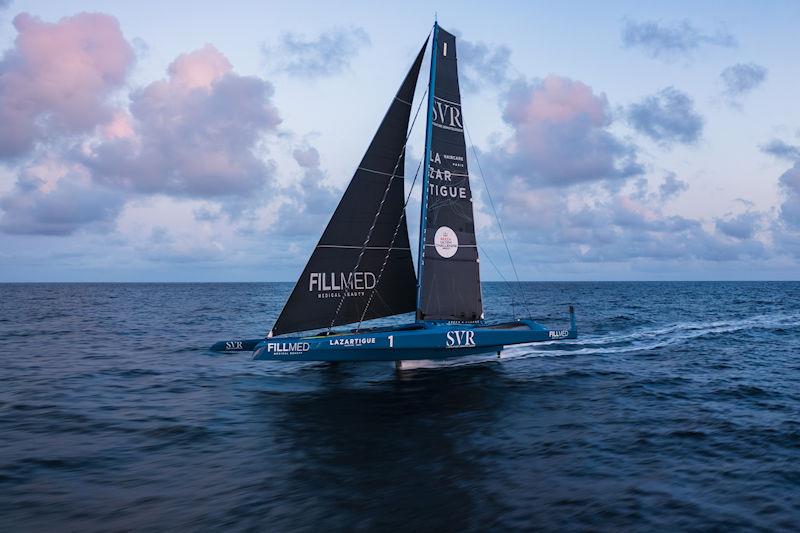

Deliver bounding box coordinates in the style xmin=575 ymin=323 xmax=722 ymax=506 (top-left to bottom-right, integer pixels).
xmin=220 ymin=308 xmax=576 ymax=363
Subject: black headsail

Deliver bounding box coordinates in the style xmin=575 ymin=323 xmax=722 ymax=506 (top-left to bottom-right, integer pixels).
xmin=270 ymin=38 xmax=428 ymax=337
xmin=417 ymin=24 xmax=483 ymax=322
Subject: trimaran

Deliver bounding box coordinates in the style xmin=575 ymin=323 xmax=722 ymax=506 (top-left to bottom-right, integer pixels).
xmin=212 ymin=21 xmax=577 ymax=364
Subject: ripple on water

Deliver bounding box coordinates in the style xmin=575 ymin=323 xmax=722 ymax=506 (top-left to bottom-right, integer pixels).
xmin=0 ymin=281 xmax=798 ymax=531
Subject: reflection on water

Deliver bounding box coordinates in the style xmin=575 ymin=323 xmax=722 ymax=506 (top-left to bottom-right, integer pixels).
xmin=252 ymin=365 xmax=505 ymax=530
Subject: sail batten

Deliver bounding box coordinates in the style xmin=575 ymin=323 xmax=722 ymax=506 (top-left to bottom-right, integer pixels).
xmin=270 ymin=38 xmax=428 ymax=337
xmin=417 ymin=25 xmax=484 ymax=322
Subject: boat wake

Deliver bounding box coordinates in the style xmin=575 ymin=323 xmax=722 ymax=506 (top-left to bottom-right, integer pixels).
xmin=500 ymin=311 xmax=800 ymax=362
xmin=395 ymin=312 xmax=800 ymax=370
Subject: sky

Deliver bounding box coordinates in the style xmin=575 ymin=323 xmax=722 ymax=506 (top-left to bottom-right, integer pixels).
xmin=0 ymin=0 xmax=798 ymax=281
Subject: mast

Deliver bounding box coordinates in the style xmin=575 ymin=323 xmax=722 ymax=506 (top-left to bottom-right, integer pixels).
xmin=416 ymin=21 xmax=439 ymax=321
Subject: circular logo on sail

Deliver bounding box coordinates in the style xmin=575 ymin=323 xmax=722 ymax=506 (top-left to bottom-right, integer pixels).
xmin=434 ymin=226 xmax=458 ymax=258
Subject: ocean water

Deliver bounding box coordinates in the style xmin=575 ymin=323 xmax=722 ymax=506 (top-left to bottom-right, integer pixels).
xmin=1 ymin=281 xmax=799 ymax=531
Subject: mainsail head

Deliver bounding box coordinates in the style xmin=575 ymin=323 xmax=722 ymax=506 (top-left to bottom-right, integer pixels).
xmin=270 ymin=38 xmax=428 ymax=336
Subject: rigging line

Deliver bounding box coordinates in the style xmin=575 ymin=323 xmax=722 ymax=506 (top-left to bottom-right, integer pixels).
xmin=357 ymin=154 xmax=424 ymax=331
xmin=477 ymin=244 xmax=518 ymax=319
xmin=328 ymin=85 xmax=429 ymax=333
xmin=465 ymin=125 xmax=533 ymax=319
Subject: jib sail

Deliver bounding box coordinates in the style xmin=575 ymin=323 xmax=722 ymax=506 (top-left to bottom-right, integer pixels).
xmin=270 ymin=38 xmax=427 ymax=336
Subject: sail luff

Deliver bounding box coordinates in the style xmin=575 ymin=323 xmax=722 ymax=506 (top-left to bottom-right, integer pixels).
xmin=416 ymin=22 xmax=439 ymax=320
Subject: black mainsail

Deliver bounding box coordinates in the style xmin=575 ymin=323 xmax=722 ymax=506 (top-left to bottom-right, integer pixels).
xmin=417 ymin=25 xmax=483 ymax=322
xmin=270 ymin=39 xmax=427 ymax=336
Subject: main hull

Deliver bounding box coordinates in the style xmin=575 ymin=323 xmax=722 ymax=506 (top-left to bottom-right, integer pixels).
xmin=249 ymin=314 xmax=576 ymax=363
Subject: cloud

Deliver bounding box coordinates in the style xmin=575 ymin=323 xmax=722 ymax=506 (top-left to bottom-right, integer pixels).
xmin=193 ymin=204 xmax=223 ymax=222
xmin=473 ymin=75 xmax=762 ymax=266
xmin=488 ymin=76 xmax=642 ymax=188
xmin=776 ymin=163 xmax=800 ymax=229
xmin=628 ymin=87 xmax=704 ymax=146
xmin=83 ymin=44 xmax=281 ymax=198
xmin=456 ymin=37 xmax=512 ymax=92
xmin=0 ymin=12 xmax=134 ymax=159
xmin=0 ymin=36 xmax=284 ymax=236
xmin=269 ymin=27 xmax=370 ymax=78
xmin=658 ymin=172 xmax=689 ymax=200
xmin=475 ymin=76 xmax=765 ymax=267
xmin=293 ymin=145 xmax=320 ymax=168
xmin=140 ymin=226 xmax=224 ymax=263
xmin=715 ymin=211 xmax=761 ymax=240
xmin=0 ymin=0 xmax=12 ymax=10
xmin=721 ymin=63 xmax=767 ymax=108
xmin=0 ymin=159 xmax=125 ymax=235
xmin=760 ymin=139 xmax=800 ymax=161
xmin=764 ymin=139 xmax=800 ymax=254
xmin=270 ymin=144 xmax=339 ymax=237
xmin=721 ymin=63 xmax=767 ymax=98
xmin=490 ymin=184 xmax=766 ymax=265
xmin=621 ymin=19 xmax=736 ymax=60
xmin=761 ymin=138 xmax=800 ymax=231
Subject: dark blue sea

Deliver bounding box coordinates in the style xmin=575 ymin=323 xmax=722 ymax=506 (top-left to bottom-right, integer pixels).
xmin=1 ymin=282 xmax=799 ymax=531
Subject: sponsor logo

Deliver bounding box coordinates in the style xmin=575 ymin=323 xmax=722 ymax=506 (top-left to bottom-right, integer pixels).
xmin=434 ymin=226 xmax=459 ymax=258
xmin=225 ymin=341 xmax=244 ymax=350
xmin=428 ymin=152 xmax=469 ymax=199
xmin=267 ymin=342 xmax=310 ymax=355
xmin=432 ymin=98 xmax=463 ymax=131
xmin=309 ymin=271 xmax=376 ymax=299
xmin=431 ymin=152 xmax=465 ymax=167
xmin=329 ymin=337 xmax=376 ymax=347
xmin=428 ymin=183 xmax=468 ymax=198
xmin=548 ymin=330 xmax=570 ymax=339
xmin=446 ymin=330 xmax=476 ymax=348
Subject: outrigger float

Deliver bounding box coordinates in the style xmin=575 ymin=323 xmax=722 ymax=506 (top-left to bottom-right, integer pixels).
xmin=212 ymin=21 xmax=577 ymax=364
